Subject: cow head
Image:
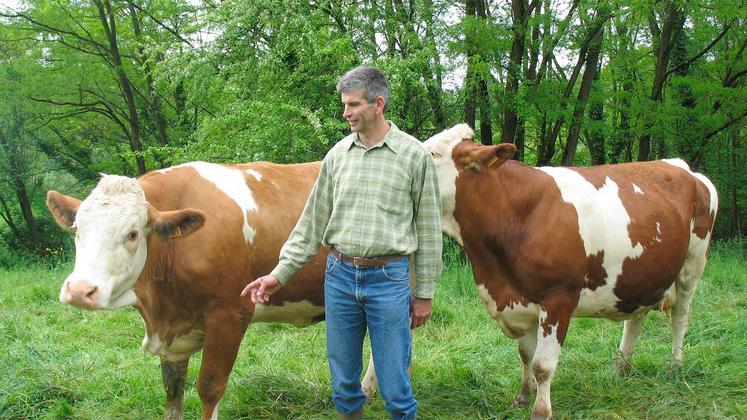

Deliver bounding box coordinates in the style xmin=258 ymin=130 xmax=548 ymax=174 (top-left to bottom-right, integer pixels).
xmin=424 ymin=124 xmax=516 ymax=243
xmin=47 ymin=175 xmax=205 ymax=310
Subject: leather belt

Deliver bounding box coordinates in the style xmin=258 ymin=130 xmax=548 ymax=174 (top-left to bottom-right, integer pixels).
xmin=330 ymin=248 xmax=405 ymax=267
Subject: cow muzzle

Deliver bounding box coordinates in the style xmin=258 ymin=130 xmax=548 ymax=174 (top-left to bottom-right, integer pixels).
xmin=61 ymin=280 xmax=100 ymax=309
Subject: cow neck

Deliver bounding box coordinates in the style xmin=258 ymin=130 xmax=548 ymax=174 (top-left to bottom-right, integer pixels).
xmin=458 ymin=160 xmax=551 ymax=306
xmin=455 ymin=159 xmax=541 ymax=259
xmin=143 ymin=235 xmax=172 ymax=283
xmin=458 ymin=160 xmax=539 ymax=219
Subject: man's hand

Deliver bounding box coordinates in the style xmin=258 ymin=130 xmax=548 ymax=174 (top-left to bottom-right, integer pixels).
xmin=410 ymin=297 xmax=432 ymax=329
xmin=240 ymin=274 xmax=282 ymax=304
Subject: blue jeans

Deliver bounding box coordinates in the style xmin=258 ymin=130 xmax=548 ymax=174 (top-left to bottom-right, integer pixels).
xmin=324 ymin=252 xmax=416 ymax=419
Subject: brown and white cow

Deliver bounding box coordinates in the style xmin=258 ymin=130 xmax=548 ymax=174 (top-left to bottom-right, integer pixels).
xmin=46 ymin=161 xmax=379 ymax=420
xmin=424 ymin=125 xmax=718 ymax=419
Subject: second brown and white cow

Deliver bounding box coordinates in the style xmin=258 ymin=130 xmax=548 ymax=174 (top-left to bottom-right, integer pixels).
xmin=46 ymin=161 xmax=380 ymax=420
xmin=424 ymin=125 xmax=718 ymax=419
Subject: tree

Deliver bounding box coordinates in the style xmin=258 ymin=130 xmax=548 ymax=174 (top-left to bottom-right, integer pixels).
xmin=464 ymin=0 xmax=493 ymax=144
xmin=561 ymin=1 xmax=609 ymax=166
xmin=1 ymin=0 xmax=746 ymax=251
xmin=536 ymin=0 xmax=610 ymax=165
xmin=637 ymin=0 xmax=686 ymax=161
xmin=0 ymin=108 xmax=43 ymax=251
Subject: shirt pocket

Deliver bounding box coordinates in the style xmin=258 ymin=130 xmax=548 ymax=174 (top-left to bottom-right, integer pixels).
xmin=375 ymin=166 xmax=412 ymax=215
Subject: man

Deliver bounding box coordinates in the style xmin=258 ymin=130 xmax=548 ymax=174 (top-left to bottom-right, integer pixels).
xmin=241 ymin=66 xmax=442 ymax=420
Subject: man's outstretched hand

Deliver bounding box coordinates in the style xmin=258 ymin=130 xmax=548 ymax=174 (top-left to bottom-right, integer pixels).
xmin=240 ymin=274 xmax=281 ymax=304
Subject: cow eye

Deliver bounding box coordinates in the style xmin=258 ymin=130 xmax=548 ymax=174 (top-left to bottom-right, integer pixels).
xmin=126 ymin=231 xmax=138 ymax=242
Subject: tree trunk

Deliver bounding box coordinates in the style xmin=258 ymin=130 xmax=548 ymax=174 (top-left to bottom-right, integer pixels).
xmin=0 ymin=114 xmax=42 ymax=251
xmin=391 ymin=0 xmax=444 ymax=131
xmin=561 ymin=14 xmax=604 ymax=166
xmin=512 ymin=0 xmax=544 ymax=161
xmin=537 ymin=9 xmax=609 ymax=165
xmin=463 ymin=0 xmax=478 ymax=130
xmin=502 ymin=0 xmax=527 ymax=148
xmin=383 ymin=0 xmax=397 ymax=58
xmin=729 ymin=132 xmax=742 ymax=237
xmin=478 ymin=77 xmax=492 ymax=145
xmin=367 ymin=0 xmax=379 ymax=56
xmin=609 ymin=18 xmax=634 ymax=164
xmin=128 ymin=2 xmax=169 ymax=148
xmin=586 ymin=60 xmax=606 ymax=165
xmin=94 ymin=0 xmax=146 ymax=174
xmin=15 ymin=179 xmax=40 ymax=251
xmin=638 ymin=1 xmax=684 ymax=161
xmin=0 ymin=195 xmax=22 ymax=239
xmin=422 ymin=0 xmax=446 ymax=130
xmin=476 ymin=0 xmax=491 ymax=144
xmin=536 ymin=43 xmax=587 ymax=165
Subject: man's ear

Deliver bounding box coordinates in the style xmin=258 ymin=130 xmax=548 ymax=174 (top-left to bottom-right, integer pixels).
xmin=47 ymin=190 xmax=81 ymax=231
xmin=147 ymin=204 xmax=206 ymax=240
xmin=466 ymin=143 xmax=516 ymax=171
xmin=375 ymin=95 xmax=386 ymax=114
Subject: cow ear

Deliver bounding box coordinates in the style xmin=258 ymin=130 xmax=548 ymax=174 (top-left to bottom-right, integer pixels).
xmin=47 ymin=190 xmax=81 ymax=231
xmin=471 ymin=143 xmax=516 ymax=170
xmin=148 ymin=204 xmax=206 ymax=241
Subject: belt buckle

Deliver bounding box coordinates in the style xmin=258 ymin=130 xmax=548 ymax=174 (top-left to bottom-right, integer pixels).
xmin=353 ymin=256 xmax=363 ymax=266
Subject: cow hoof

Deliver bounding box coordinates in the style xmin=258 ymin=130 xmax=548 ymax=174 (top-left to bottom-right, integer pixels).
xmin=363 ymin=386 xmax=376 ymax=404
xmin=511 ymin=395 xmax=529 ymax=408
xmin=665 ymin=359 xmax=684 ymax=379
xmin=164 ymin=406 xmax=184 ymax=420
xmin=612 ymin=357 xmax=632 ymax=376
xmin=530 ymin=411 xmax=553 ymax=420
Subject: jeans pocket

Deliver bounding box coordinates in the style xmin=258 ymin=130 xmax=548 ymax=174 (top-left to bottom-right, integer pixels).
xmin=325 ymin=253 xmax=338 ymax=273
xmin=382 ymin=259 xmax=409 ymax=282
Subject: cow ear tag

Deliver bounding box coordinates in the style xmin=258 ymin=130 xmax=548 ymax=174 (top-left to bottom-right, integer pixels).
xmin=475 ymin=143 xmax=516 ymax=170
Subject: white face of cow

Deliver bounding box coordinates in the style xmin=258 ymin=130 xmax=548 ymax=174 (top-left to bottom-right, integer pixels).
xmin=423 ymin=124 xmax=474 ymax=244
xmin=62 ymin=175 xmax=148 ymax=309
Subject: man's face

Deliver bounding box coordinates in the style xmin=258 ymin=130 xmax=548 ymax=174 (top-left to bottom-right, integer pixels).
xmin=341 ymin=89 xmax=377 ymax=134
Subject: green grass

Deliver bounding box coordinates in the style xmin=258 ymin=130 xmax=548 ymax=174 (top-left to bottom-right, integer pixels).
xmin=1 ymin=241 xmax=745 ymax=419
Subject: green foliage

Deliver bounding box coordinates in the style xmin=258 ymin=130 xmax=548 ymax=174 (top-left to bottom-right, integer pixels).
xmin=0 ymin=0 xmax=745 ymax=267
xmin=181 ymin=100 xmax=338 ymax=163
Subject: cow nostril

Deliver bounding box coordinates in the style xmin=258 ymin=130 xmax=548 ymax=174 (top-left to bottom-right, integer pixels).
xmin=65 ymin=281 xmax=99 ymax=307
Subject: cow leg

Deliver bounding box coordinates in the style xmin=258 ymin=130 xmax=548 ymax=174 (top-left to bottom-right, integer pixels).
xmin=161 ymin=357 xmax=189 ymax=420
xmin=512 ymin=332 xmax=538 ymax=408
xmin=612 ymin=311 xmax=646 ymax=375
xmin=530 ymin=297 xmax=575 ymax=420
xmin=361 ymin=352 xmax=377 ymax=402
xmin=197 ymin=314 xmax=245 ymax=420
xmin=671 ymin=251 xmax=707 ymax=364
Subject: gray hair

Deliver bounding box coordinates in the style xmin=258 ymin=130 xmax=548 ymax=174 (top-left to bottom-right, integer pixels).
xmin=337 ymin=66 xmax=390 ymax=110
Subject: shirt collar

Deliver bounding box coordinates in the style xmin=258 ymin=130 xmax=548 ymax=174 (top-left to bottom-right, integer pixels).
xmin=343 ymin=121 xmax=402 ymax=154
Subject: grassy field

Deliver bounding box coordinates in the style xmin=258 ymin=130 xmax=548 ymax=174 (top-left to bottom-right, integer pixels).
xmin=1 ymin=241 xmax=745 ymax=419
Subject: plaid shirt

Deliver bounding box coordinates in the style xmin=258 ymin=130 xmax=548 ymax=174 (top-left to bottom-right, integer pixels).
xmin=271 ymin=122 xmax=442 ymax=298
